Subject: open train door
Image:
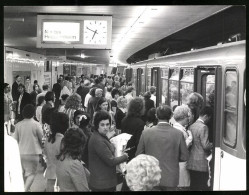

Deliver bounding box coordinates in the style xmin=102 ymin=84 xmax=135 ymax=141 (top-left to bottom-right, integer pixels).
xmin=195 ymin=66 xmax=222 ymax=191
xmin=151 ymin=67 xmax=161 ymax=107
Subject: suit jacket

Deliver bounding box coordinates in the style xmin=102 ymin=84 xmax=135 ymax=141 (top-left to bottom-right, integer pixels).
xmin=121 ymin=116 xmax=145 ymax=161
xmin=88 ymin=131 xmax=127 ymax=189
xmin=12 ymin=81 xmax=19 ymax=101
xmin=187 ymin=120 xmax=212 ymax=172
xmin=52 ymin=83 xmax=61 ymax=100
xmin=16 ymin=92 xmax=31 ymax=117
xmin=136 ymin=122 xmax=189 ymax=187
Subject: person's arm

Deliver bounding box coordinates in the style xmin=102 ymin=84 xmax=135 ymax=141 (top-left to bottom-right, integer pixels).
xmin=94 ymin=140 xmax=128 ymax=167
xmin=69 ymin=160 xmax=90 ymax=191
xmin=200 ymin=125 xmax=213 ymax=151
xmin=179 ymin=133 xmax=189 ymax=162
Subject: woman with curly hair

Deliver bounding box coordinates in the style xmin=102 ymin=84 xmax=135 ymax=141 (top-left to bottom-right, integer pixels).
xmin=63 ymin=93 xmax=83 ymax=128
xmin=125 ymin=154 xmax=161 ymax=191
xmin=56 ymin=128 xmax=90 ymax=191
xmin=43 ymin=112 xmax=69 ymax=192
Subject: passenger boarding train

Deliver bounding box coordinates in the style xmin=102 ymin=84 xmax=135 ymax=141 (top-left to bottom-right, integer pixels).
xmin=125 ymin=40 xmax=246 ymax=190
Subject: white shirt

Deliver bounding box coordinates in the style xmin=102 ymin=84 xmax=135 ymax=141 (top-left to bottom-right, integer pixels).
xmin=173 ymin=122 xmax=193 ymax=148
xmin=17 ymin=94 xmax=23 ymax=114
xmin=4 ymin=124 xmax=25 ymax=192
xmin=84 ymin=93 xmax=91 ymax=108
xmin=36 ymin=105 xmax=43 ymax=125
xmin=150 ymin=94 xmax=156 ymax=107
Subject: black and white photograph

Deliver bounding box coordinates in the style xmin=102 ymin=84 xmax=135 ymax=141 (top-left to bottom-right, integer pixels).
xmin=3 ymin=5 xmax=246 ymax=192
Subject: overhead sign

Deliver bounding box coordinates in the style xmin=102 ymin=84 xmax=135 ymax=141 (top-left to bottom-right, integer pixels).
xmin=43 ymin=22 xmax=80 ymax=42
xmin=37 ymin=15 xmax=112 ymax=49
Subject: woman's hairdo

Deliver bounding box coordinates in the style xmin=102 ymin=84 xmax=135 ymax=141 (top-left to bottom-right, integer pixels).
xmin=127 ymin=97 xmax=144 ymax=118
xmin=95 ymin=97 xmax=109 ymax=111
xmin=49 ymin=112 xmax=69 ymax=144
xmin=93 ymin=110 xmax=111 ymax=131
xmin=173 ymin=104 xmax=190 ymax=122
xmin=126 ymin=154 xmax=161 ymax=191
xmin=64 ymin=93 xmax=82 ymax=110
xmin=111 ymin=88 xmax=121 ymax=98
xmin=37 ymin=95 xmax=45 ymax=106
xmin=57 ymin=128 xmax=86 ymax=161
xmin=117 ymin=96 xmax=127 ymax=108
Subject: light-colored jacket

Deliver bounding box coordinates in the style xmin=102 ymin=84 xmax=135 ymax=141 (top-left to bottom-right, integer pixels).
xmin=43 ymin=133 xmax=64 ymax=179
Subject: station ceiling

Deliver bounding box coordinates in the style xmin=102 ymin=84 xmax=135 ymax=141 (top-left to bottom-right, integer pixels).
xmin=4 ymin=6 xmax=232 ymax=66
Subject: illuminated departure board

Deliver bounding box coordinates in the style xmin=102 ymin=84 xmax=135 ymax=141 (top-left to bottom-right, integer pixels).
xmin=37 ymin=15 xmax=112 ymax=49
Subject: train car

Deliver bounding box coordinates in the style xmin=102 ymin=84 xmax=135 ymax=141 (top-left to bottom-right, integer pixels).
xmin=128 ymin=40 xmax=246 ymax=190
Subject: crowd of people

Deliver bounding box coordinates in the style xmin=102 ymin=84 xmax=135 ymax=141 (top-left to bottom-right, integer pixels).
xmin=4 ymin=73 xmax=213 ymax=192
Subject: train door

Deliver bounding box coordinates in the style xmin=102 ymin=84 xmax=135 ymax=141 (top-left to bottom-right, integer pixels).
xmin=195 ymin=66 xmax=222 ymax=190
xmin=160 ymin=67 xmax=169 ymax=106
xmin=151 ymin=67 xmax=160 ymax=107
xmin=218 ymin=68 xmax=246 ymax=190
xmin=136 ymin=68 xmax=145 ymax=96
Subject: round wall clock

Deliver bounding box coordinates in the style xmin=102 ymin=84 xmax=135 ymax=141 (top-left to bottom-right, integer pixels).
xmin=83 ymin=20 xmax=107 ymax=45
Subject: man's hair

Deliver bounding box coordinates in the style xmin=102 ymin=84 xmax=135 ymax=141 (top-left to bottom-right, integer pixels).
xmin=156 ymin=105 xmax=172 ymax=121
xmin=199 ymin=106 xmax=213 ymax=117
xmin=45 ymin=91 xmax=55 ymax=102
xmin=22 ymin=104 xmax=35 ymax=119
xmin=42 ymin=84 xmax=49 ymax=91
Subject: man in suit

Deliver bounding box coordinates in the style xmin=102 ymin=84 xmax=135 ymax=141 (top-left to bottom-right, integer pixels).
xmin=16 ymin=83 xmax=32 ymax=122
xmin=135 ymin=105 xmax=189 ymax=191
xmin=52 ymin=79 xmax=62 ymax=109
xmin=76 ymin=80 xmax=90 ymax=109
xmin=12 ymin=75 xmax=22 ymax=102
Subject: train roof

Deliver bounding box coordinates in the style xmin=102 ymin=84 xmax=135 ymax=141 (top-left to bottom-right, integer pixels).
xmin=131 ymin=40 xmax=245 ymax=67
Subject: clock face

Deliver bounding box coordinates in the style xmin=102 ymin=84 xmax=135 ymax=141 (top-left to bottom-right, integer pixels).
xmin=83 ymin=20 xmax=107 ymax=45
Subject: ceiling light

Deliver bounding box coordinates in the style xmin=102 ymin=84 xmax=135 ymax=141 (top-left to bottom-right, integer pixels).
xmin=80 ymin=53 xmax=86 ymax=58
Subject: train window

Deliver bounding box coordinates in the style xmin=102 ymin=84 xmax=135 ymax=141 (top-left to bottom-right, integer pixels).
xmin=223 ymin=70 xmax=238 ymax=147
xmin=169 ymin=69 xmax=179 ymax=109
xmin=133 ymin=68 xmax=137 ymax=97
xmin=161 ymin=68 xmax=168 ymax=105
xmin=180 ymin=69 xmax=194 ymax=105
xmin=147 ymin=68 xmax=151 ymax=91
xmin=205 ymin=75 xmax=215 ymax=107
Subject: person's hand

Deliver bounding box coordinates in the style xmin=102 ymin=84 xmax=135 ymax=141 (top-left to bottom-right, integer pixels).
xmin=123 ymin=152 xmax=129 ymax=160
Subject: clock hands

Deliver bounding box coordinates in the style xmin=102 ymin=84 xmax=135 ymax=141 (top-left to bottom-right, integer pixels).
xmin=86 ymin=26 xmax=95 ymax=33
xmin=92 ymin=30 xmax=98 ymax=40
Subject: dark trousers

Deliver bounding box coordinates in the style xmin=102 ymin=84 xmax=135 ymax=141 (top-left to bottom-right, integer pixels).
xmin=90 ymin=185 xmax=116 ymax=192
xmin=189 ymin=170 xmax=209 ymax=191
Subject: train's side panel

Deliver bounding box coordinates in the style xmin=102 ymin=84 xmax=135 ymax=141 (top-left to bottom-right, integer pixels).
xmin=131 ymin=41 xmax=246 ymax=191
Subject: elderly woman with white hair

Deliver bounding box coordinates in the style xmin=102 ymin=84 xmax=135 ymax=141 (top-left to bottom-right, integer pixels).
xmin=125 ymin=154 xmax=161 ymax=191
xmin=173 ymin=105 xmax=193 ymax=191
xmin=115 ymin=96 xmax=127 ymax=132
